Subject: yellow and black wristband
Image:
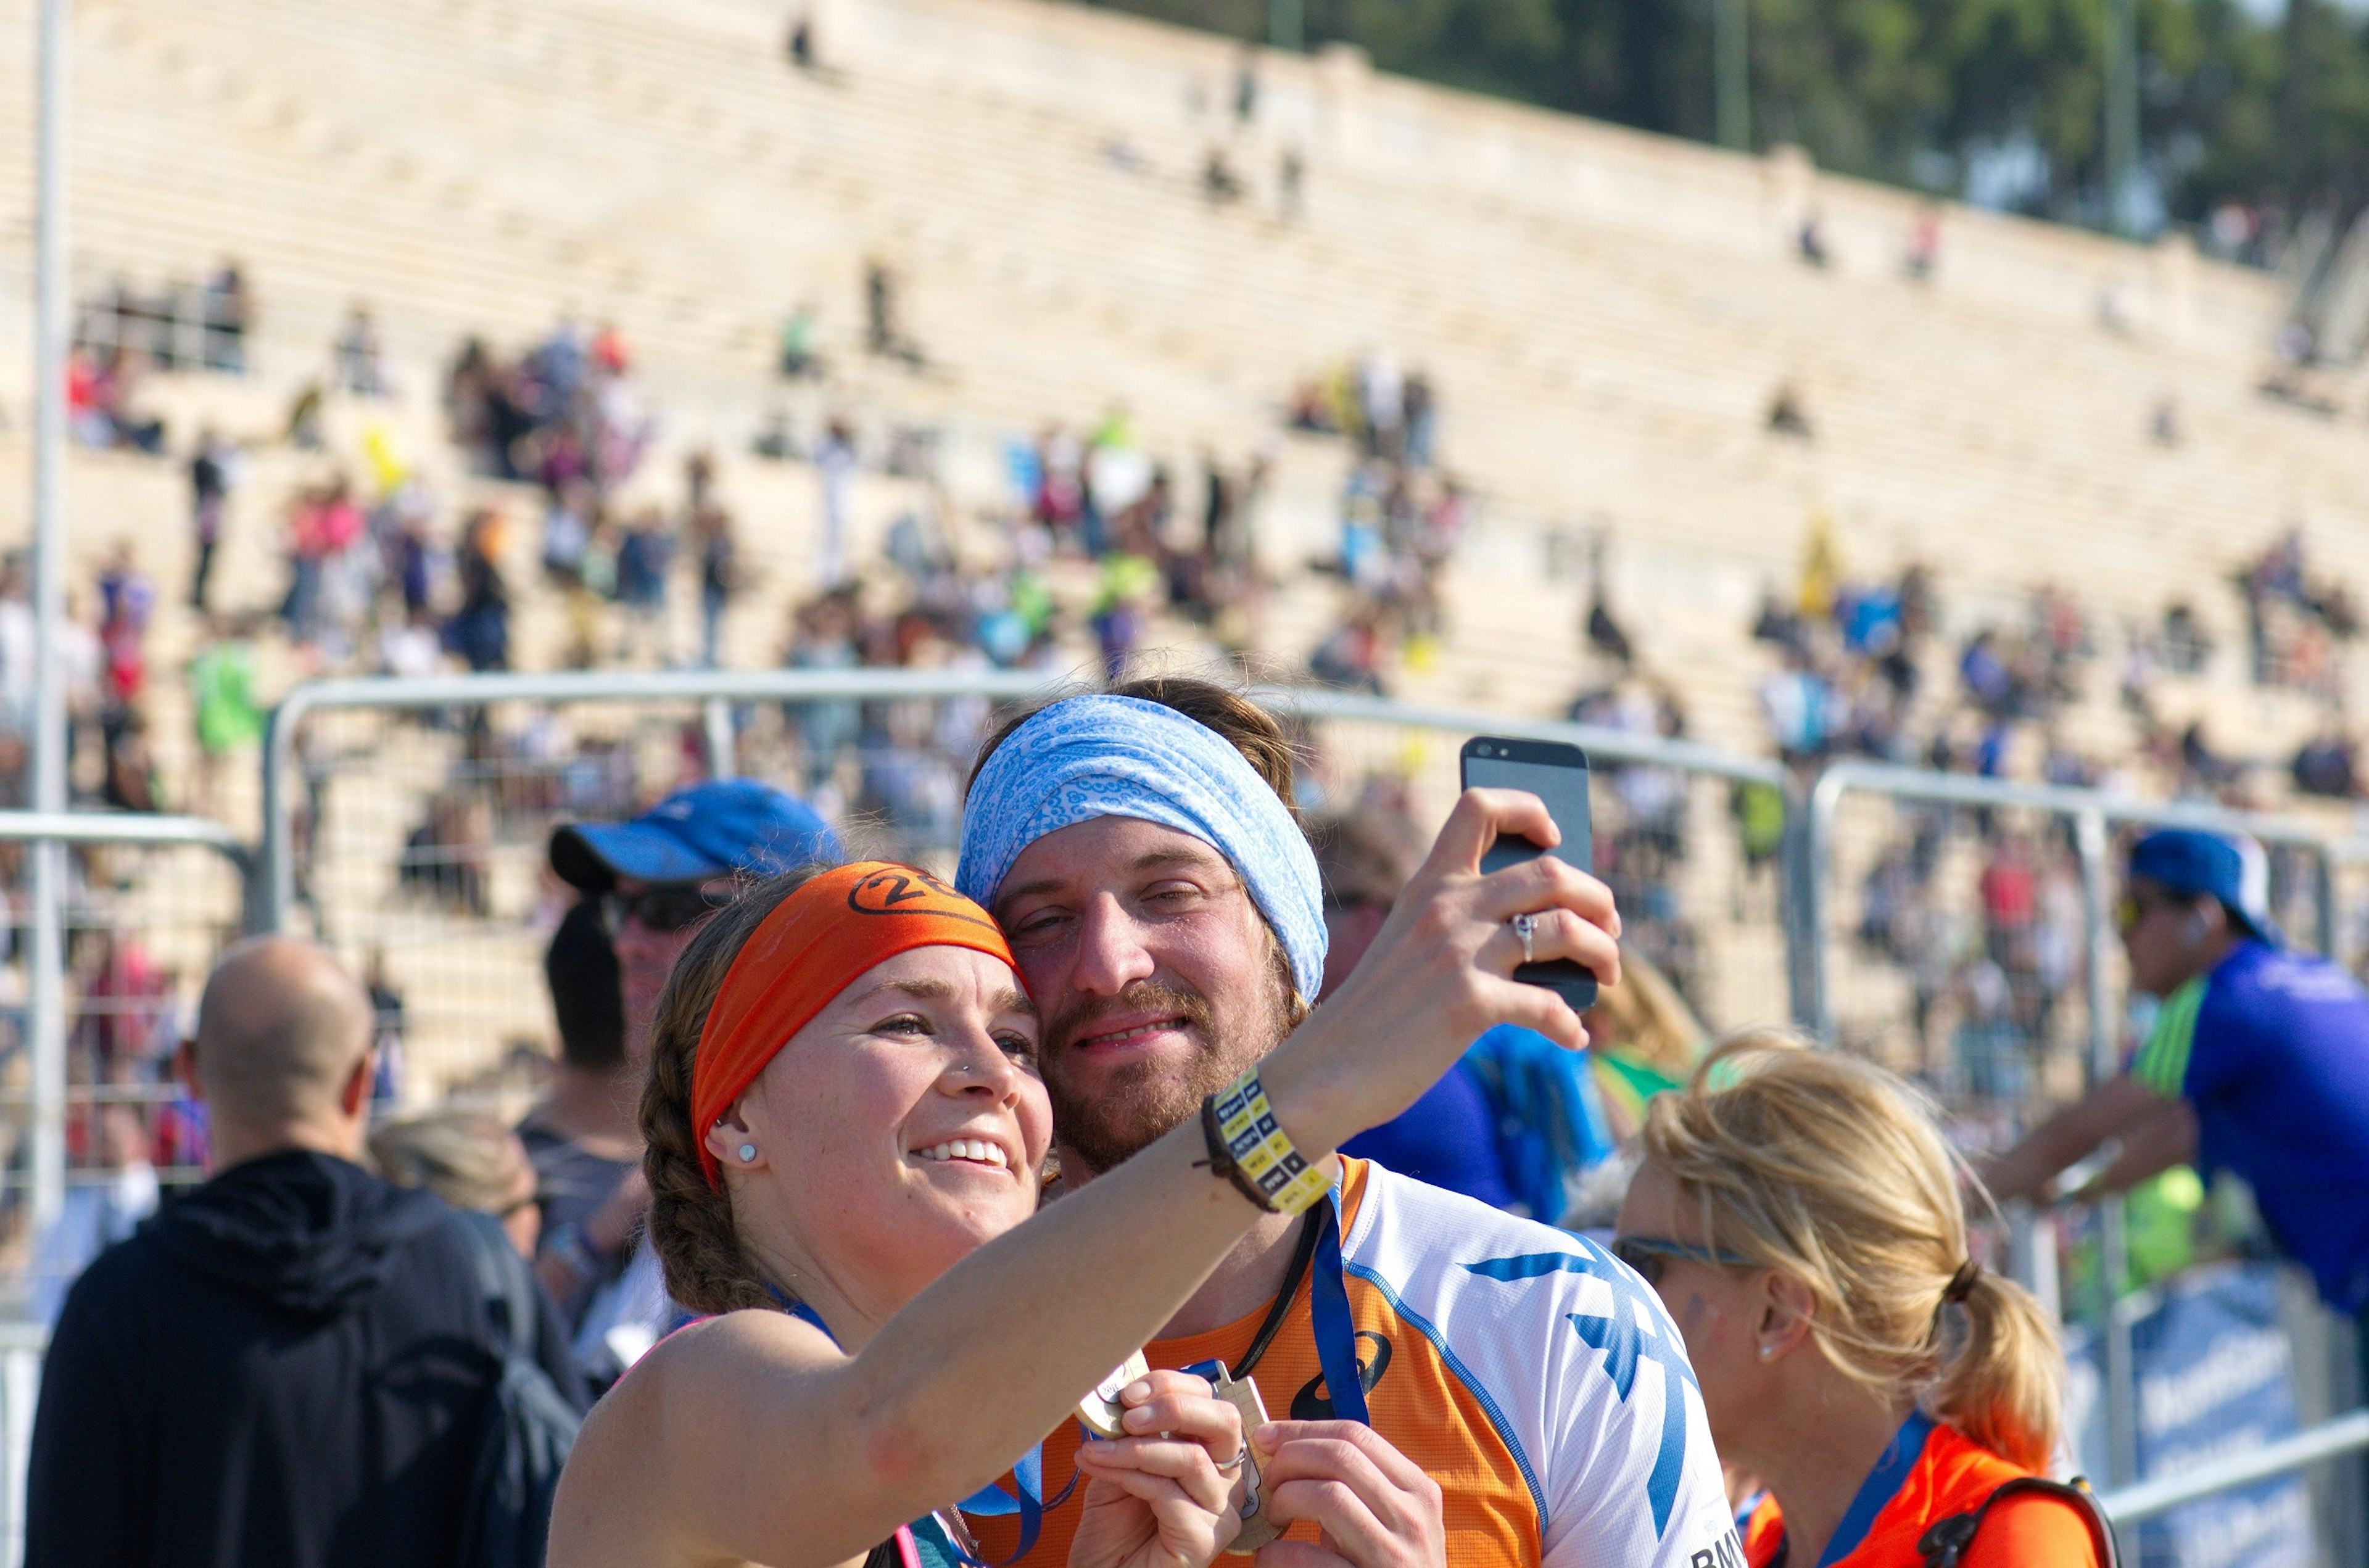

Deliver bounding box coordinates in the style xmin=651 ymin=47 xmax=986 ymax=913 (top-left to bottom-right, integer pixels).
xmin=1200 ymin=1065 xmax=1333 ymax=1216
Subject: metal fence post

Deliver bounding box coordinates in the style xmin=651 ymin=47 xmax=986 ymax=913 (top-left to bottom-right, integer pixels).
xmin=703 ymin=698 xmax=737 ymax=781
xmin=27 ymin=0 xmax=74 ymax=1252
xmin=2313 ymin=848 xmax=2338 ymax=960
xmin=1779 ymin=774 xmax=1817 ymax=1032
xmin=2075 ymin=809 xmax=2141 ymax=1489
xmin=1799 ymin=766 xmax=1847 ymax=1041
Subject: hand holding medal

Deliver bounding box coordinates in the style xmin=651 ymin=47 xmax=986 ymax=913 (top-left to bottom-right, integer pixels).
xmin=1068 ymin=1368 xmax=1256 ymax=1568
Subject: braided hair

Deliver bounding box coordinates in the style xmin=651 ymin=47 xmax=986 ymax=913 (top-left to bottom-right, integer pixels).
xmin=639 ymin=864 xmax=825 ymax=1315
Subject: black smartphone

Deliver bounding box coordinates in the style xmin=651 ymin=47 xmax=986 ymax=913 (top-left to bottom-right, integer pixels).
xmin=1459 ymin=736 xmax=1598 ymax=1012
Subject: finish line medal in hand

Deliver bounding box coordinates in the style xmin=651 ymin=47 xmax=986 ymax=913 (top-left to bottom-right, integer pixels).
xmin=1079 ymin=1350 xmax=1283 ymax=1552
xmin=1075 ymin=1351 xmax=1154 ymax=1438
xmin=1184 ymin=1363 xmax=1283 ymax=1554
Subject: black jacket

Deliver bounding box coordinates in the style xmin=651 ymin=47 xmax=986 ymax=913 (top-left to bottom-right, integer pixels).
xmin=25 ymin=1150 xmax=587 ymax=1568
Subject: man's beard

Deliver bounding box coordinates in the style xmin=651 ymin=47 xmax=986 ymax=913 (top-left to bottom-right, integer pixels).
xmin=1044 ymin=973 xmax=1291 ymax=1178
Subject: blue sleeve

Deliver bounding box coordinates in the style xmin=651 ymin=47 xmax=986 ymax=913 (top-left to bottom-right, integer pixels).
xmin=1339 ymin=1062 xmax=1517 ymax=1210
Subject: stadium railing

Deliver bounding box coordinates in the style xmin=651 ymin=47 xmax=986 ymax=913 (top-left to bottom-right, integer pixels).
xmin=1247 ymin=686 xmax=1808 ymax=1037
xmin=0 ymin=808 xmax=257 ymax=1221
xmin=260 ymin=671 xmax=1812 ymax=1097
xmin=2100 ymin=1407 xmax=2369 ymax=1523
xmin=257 ymin=667 xmax=1059 ymax=1099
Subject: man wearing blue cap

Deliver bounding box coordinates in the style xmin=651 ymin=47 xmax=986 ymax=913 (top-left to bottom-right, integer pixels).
xmin=525 ymin=779 xmax=837 ymax=1336
xmin=1987 ymin=828 xmax=2369 ymax=1331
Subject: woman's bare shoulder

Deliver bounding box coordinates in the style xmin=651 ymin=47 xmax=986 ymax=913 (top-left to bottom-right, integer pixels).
xmin=599 ymin=1308 xmax=841 ymax=1431
xmin=553 ymin=1310 xmax=845 ymax=1567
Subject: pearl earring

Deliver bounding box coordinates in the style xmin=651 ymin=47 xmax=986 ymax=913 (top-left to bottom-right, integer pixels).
xmin=1759 ymin=1345 xmax=1774 ymax=1360
xmin=738 ymin=1144 xmax=758 ymax=1163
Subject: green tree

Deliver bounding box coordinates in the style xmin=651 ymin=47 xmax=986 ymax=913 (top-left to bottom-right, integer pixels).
xmin=1083 ymin=0 xmax=2369 ymax=228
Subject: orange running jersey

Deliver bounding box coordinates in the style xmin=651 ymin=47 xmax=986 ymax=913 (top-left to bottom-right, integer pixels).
xmin=1739 ymin=1419 xmax=2102 ymax=1567
xmin=974 ymin=1159 xmax=1740 ymax=1567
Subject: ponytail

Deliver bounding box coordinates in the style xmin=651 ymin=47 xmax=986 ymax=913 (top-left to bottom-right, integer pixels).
xmin=1931 ymin=1265 xmax=2062 ymax=1471
xmin=1639 ymin=1034 xmax=2064 ymax=1469
xmin=640 ymin=865 xmax=827 ymax=1316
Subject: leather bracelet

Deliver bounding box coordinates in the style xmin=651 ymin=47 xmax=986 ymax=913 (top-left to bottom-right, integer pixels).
xmin=1205 ymin=1066 xmax=1333 ymax=1216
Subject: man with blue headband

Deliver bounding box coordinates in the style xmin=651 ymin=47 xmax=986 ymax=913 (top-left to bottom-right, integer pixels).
xmin=957 ymin=676 xmax=1740 ymax=1567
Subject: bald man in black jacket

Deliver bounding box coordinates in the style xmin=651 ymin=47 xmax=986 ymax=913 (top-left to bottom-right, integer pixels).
xmin=26 ymin=937 xmax=585 ymax=1568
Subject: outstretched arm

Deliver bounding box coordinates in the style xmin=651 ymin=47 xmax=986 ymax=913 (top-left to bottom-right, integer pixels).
xmin=1981 ymin=1075 xmax=2176 ymax=1204
xmin=2075 ymin=1094 xmax=2198 ymax=1197
xmin=553 ymin=788 xmax=1621 ymax=1568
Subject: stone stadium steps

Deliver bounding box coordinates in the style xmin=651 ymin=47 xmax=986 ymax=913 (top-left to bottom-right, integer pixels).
xmin=7 ymin=0 xmax=2360 ymax=753
xmin=19 ymin=0 xmax=2350 ymax=616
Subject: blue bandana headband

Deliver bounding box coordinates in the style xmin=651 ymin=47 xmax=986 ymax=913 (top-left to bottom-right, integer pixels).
xmin=956 ymin=695 xmax=1328 ymax=1000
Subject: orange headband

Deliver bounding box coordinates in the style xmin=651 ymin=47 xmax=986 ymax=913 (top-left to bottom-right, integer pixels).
xmin=690 ymin=861 xmax=1019 ymax=1185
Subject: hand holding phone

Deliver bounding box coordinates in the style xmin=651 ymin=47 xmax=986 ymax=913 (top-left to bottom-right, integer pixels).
xmin=1459 ymin=737 xmax=1600 ymax=1012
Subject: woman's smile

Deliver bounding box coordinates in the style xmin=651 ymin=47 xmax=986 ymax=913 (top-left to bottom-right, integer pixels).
xmin=908 ymin=1136 xmax=1014 ymax=1172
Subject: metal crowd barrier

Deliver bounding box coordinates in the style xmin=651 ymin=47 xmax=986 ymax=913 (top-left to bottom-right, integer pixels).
xmin=2101 ymin=1408 xmax=2369 ymax=1524
xmin=255 ymin=667 xmax=1058 ymax=1098
xmin=1803 ymin=761 xmax=2339 ymax=1047
xmin=260 ymin=671 xmax=1812 ymax=1094
xmin=1251 ymin=686 xmax=1806 ymax=1034
xmin=0 ymin=809 xmax=256 ymax=1226
xmin=1803 ymin=760 xmax=2362 ymax=1561
xmin=260 ymin=671 xmax=1801 ymax=930
xmin=257 ymin=667 xmax=1059 ymax=933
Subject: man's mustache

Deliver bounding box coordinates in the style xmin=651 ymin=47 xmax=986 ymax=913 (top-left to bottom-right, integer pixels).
xmin=1046 ymin=980 xmax=1215 ymax=1059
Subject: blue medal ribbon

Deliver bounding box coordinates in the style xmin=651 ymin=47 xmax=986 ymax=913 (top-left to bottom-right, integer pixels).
xmin=1811 ymin=1411 xmax=1935 ymax=1567
xmin=1308 ymin=1192 xmax=1370 ymax=1425
xmin=1183 ymin=1190 xmax=1368 ymax=1424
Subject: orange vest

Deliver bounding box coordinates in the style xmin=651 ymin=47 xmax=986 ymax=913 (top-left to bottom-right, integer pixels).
xmin=1741 ymin=1418 xmax=2101 ymax=1568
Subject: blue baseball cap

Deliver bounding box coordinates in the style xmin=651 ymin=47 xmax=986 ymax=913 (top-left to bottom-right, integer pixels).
xmin=2127 ymin=828 xmax=2279 ymax=944
xmin=549 ymin=779 xmax=840 ymax=891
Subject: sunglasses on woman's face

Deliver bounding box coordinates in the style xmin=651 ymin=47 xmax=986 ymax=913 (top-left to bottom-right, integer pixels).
xmin=602 ymin=884 xmax=730 ymax=938
xmin=1610 ymin=1236 xmax=1754 ymax=1288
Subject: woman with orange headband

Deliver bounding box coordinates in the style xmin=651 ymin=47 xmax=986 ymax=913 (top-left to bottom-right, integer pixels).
xmin=550 ymin=783 xmax=1623 ymax=1568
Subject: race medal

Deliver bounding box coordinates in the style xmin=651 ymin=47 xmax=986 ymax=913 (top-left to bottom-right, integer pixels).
xmin=1208 ymin=1368 xmax=1283 ymax=1555
xmin=1077 ymin=1351 xmax=1152 ymax=1438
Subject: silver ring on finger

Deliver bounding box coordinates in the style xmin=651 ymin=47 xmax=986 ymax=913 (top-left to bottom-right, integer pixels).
xmin=1215 ymin=1446 xmax=1246 ymax=1472
xmin=1511 ymin=911 xmax=1537 ymax=965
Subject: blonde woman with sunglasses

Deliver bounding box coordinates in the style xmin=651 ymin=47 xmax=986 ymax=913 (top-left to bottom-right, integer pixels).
xmin=1614 ymin=1038 xmax=2115 ymax=1568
